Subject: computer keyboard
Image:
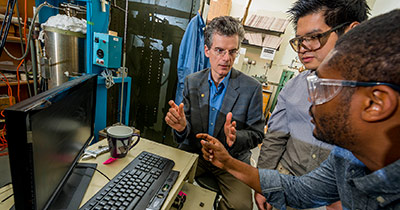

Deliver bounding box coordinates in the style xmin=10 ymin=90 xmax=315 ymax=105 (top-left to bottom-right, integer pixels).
xmin=79 ymin=151 xmax=177 ymax=210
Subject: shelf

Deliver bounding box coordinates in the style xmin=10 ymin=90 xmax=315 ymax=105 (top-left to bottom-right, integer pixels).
xmin=0 ymin=63 xmax=31 ymax=72
xmin=0 ymin=80 xmax=33 ymax=87
xmin=6 ymin=36 xmax=26 ymax=44
xmin=243 ymin=25 xmax=283 ymax=36
xmin=241 ymin=42 xmax=281 ymax=52
xmin=241 ymin=41 xmax=263 ymax=48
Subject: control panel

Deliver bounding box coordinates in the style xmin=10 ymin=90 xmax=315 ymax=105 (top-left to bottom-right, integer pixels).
xmin=93 ymin=32 xmax=122 ymax=68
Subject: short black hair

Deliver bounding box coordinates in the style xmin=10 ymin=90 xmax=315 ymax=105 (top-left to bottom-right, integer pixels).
xmin=204 ymin=16 xmax=245 ymax=49
xmin=327 ymin=9 xmax=400 ymax=87
xmin=288 ymin=0 xmax=370 ymax=35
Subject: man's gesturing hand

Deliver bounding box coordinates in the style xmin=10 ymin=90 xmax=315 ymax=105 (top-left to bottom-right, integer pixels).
xmin=224 ymin=112 xmax=237 ymax=147
xmin=165 ymin=100 xmax=186 ymax=132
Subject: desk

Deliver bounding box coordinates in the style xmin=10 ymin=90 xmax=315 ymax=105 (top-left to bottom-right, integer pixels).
xmin=0 ymin=184 xmax=13 ymax=209
xmin=80 ymin=138 xmax=200 ymax=210
xmin=0 ymin=138 xmax=217 ymax=210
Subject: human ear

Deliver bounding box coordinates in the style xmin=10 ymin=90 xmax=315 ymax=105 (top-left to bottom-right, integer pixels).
xmin=344 ymin=21 xmax=360 ymax=33
xmin=204 ymin=45 xmax=210 ymax=58
xmin=362 ymin=86 xmax=399 ymax=122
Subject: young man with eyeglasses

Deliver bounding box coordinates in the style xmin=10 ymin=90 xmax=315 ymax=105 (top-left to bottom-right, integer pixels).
xmin=199 ymin=9 xmax=400 ymax=209
xmin=256 ymin=1 xmax=369 ymax=209
xmin=165 ymin=16 xmax=264 ymax=210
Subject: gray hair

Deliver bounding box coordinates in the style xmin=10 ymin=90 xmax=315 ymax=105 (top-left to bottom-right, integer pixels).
xmin=204 ymin=16 xmax=245 ymax=49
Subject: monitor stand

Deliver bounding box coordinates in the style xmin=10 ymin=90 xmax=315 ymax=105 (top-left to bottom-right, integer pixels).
xmin=48 ymin=163 xmax=97 ymax=210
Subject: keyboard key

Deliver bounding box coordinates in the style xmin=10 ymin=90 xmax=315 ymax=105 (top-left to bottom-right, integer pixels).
xmin=138 ymin=191 xmax=144 ymax=197
xmin=123 ymin=201 xmax=130 ymax=206
xmin=126 ymin=196 xmax=140 ymax=210
xmin=142 ymin=174 xmax=150 ymax=183
xmin=115 ymin=201 xmax=122 ymax=207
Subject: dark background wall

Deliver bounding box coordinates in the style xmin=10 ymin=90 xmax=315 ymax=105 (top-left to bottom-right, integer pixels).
xmin=108 ymin=0 xmax=200 ymax=146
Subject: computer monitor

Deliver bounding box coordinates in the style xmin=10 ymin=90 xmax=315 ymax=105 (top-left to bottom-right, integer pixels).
xmin=5 ymin=74 xmax=97 ymax=210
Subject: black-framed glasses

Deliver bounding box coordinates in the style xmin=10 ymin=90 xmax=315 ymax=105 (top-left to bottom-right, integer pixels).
xmin=289 ymin=22 xmax=350 ymax=53
xmin=212 ymin=47 xmax=239 ymax=57
xmin=306 ymin=74 xmax=400 ymax=105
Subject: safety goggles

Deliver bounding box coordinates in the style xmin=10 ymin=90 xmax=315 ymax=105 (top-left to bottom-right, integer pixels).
xmin=306 ymin=74 xmax=400 ymax=105
xmin=289 ymin=22 xmax=349 ymax=53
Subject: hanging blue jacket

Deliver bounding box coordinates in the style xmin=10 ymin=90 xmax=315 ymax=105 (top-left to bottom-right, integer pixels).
xmin=175 ymin=12 xmax=210 ymax=104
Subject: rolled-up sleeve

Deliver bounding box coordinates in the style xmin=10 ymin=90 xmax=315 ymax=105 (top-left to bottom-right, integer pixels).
xmin=258 ymin=169 xmax=288 ymax=210
xmin=258 ymin=153 xmax=340 ymax=210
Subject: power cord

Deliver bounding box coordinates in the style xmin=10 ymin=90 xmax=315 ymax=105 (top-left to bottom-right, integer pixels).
xmin=1 ymin=193 xmax=13 ymax=203
xmin=0 ymin=182 xmax=13 ymax=204
xmin=75 ymin=165 xmax=111 ymax=181
xmin=0 ymin=0 xmax=17 ymax=57
xmin=3 ymin=1 xmax=60 ymax=61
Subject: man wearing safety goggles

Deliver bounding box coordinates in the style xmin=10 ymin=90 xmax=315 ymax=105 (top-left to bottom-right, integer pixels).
xmin=200 ymin=9 xmax=400 ymax=209
xmin=256 ymin=1 xmax=370 ymax=210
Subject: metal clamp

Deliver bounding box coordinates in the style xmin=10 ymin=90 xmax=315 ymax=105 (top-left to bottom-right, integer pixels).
xmin=101 ymin=69 xmax=115 ymax=89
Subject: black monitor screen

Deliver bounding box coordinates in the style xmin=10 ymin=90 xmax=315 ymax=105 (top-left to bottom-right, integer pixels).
xmin=5 ymin=74 xmax=97 ymax=210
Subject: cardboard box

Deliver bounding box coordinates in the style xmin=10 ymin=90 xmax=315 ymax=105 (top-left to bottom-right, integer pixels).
xmin=207 ymin=0 xmax=232 ymax=23
xmin=0 ymin=95 xmax=15 ymax=110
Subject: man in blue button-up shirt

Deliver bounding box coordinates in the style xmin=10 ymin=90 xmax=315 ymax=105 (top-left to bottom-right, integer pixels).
xmin=165 ymin=16 xmax=264 ymax=209
xmin=198 ymin=10 xmax=400 ymax=210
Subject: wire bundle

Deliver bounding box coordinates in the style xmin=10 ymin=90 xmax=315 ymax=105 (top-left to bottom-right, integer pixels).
xmin=0 ymin=72 xmax=13 ymax=156
xmin=0 ymin=1 xmax=71 ymax=155
xmin=0 ymin=0 xmax=17 ymax=57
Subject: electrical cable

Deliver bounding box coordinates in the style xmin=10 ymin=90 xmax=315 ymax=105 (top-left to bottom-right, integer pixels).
xmin=0 ymin=72 xmax=13 ymax=156
xmin=0 ymin=193 xmax=13 ymax=203
xmin=0 ymin=0 xmax=17 ymax=57
xmin=23 ymin=0 xmax=27 ymax=41
xmin=15 ymin=60 xmax=23 ymax=102
xmin=3 ymin=1 xmax=58 ymax=61
xmin=0 ymin=0 xmax=10 ymax=34
xmin=0 ymin=74 xmax=13 ymax=104
xmin=15 ymin=0 xmax=32 ymax=98
xmin=0 ymin=0 xmax=11 ymax=45
xmin=75 ymin=165 xmax=111 ymax=181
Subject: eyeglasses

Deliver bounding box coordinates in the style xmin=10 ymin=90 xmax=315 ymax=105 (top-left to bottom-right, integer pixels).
xmin=212 ymin=47 xmax=239 ymax=57
xmin=289 ymin=22 xmax=350 ymax=53
xmin=306 ymin=74 xmax=400 ymax=105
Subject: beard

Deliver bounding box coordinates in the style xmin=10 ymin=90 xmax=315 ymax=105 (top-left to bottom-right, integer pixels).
xmin=310 ymin=91 xmax=357 ymax=149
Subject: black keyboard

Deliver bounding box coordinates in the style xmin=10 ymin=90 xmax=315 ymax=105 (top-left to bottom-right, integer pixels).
xmin=79 ymin=151 xmax=176 ymax=210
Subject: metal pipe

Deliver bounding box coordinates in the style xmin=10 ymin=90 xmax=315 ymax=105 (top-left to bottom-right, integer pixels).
xmin=119 ymin=0 xmax=129 ymax=124
xmin=33 ymin=37 xmax=41 ymax=95
xmin=29 ymin=38 xmax=37 ymax=96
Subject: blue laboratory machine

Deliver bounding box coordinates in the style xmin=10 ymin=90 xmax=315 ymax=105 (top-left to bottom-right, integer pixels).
xmin=93 ymin=33 xmax=122 ymax=68
xmin=35 ymin=0 xmax=131 ymax=142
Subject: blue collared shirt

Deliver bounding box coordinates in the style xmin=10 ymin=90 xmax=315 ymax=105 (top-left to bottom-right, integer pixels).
xmin=259 ymin=146 xmax=400 ymax=210
xmin=207 ymin=70 xmax=231 ymax=136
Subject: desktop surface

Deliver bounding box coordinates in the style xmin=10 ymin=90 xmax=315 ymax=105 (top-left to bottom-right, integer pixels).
xmin=0 ymin=138 xmax=203 ymax=210
xmin=79 ymin=138 xmax=199 ymax=210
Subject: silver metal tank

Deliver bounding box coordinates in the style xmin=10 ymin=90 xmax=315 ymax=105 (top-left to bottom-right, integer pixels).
xmin=43 ymin=26 xmax=86 ymax=89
